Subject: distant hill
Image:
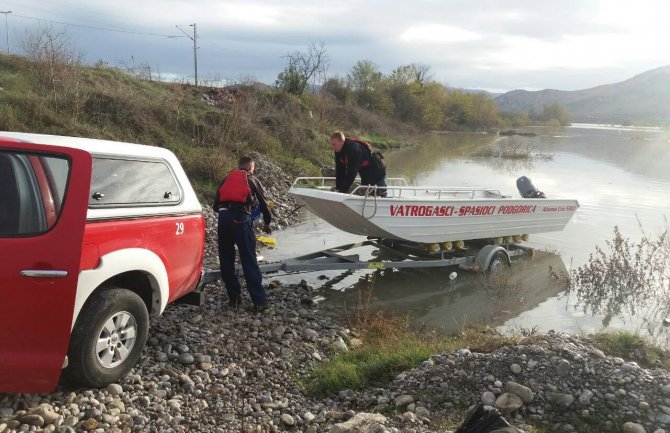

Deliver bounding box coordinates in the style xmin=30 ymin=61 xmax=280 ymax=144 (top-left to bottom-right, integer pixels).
xmin=495 ymin=66 xmax=670 ymax=124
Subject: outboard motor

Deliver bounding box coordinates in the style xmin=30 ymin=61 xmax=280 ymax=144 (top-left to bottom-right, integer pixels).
xmin=516 ymin=176 xmax=546 ymax=198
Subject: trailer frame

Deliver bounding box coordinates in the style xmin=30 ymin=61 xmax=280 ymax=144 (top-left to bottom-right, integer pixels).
xmin=196 ymin=239 xmax=534 ymax=289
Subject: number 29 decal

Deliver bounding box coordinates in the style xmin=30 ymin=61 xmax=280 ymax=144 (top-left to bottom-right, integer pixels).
xmin=175 ymin=222 xmax=185 ymax=235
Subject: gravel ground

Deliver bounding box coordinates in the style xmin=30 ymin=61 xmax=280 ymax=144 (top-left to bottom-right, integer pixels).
xmin=2 ymin=155 xmax=670 ymax=433
xmin=326 ymin=333 xmax=670 ymax=433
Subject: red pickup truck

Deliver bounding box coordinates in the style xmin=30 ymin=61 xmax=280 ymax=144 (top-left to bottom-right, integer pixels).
xmin=0 ymin=132 xmax=206 ymax=393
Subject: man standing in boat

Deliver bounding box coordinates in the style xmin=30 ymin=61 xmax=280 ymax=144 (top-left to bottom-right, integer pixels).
xmin=329 ymin=131 xmax=387 ymax=197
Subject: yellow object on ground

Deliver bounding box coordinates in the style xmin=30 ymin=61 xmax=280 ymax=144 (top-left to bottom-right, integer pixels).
xmin=257 ymin=236 xmax=277 ymax=247
xmin=440 ymin=241 xmax=453 ymax=251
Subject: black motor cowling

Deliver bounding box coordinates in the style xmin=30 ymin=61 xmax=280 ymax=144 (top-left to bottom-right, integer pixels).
xmin=516 ymin=176 xmax=546 ymax=198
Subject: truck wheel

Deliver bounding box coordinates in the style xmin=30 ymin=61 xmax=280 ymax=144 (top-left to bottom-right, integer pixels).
xmin=65 ymin=288 xmax=149 ymax=387
xmin=488 ymin=251 xmax=509 ymax=274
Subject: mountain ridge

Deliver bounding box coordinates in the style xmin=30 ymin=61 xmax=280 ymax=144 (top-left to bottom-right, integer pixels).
xmin=495 ymin=65 xmax=670 ymax=124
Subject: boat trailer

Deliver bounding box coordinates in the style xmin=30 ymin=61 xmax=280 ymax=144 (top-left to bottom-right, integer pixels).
xmin=198 ymin=239 xmax=535 ymax=286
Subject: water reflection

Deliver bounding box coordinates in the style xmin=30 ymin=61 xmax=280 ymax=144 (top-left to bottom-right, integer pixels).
xmin=384 ymin=132 xmax=494 ymax=184
xmin=471 ymin=155 xmax=536 ymax=176
xmin=321 ymin=251 xmax=569 ymax=333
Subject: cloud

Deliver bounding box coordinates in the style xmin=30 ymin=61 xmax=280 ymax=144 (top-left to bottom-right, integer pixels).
xmin=9 ymin=0 xmax=670 ymax=90
xmin=399 ymin=24 xmax=481 ymax=44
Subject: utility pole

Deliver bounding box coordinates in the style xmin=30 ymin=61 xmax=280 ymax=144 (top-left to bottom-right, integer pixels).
xmin=176 ymin=23 xmax=199 ymax=86
xmin=0 ymin=11 xmax=11 ymax=54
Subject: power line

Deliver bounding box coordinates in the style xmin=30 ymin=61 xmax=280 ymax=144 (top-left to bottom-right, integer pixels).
xmin=11 ymin=12 xmax=180 ymax=38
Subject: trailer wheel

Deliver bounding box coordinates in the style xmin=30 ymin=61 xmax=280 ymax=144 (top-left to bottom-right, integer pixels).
xmin=488 ymin=251 xmax=509 ymax=274
xmin=64 ymin=288 xmax=149 ymax=387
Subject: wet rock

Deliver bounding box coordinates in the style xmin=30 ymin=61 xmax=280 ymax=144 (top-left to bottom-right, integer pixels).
xmin=494 ymin=393 xmax=523 ymax=413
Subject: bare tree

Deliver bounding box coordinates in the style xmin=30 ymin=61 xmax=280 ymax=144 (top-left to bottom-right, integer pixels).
xmin=20 ymin=25 xmax=84 ymax=117
xmin=389 ymin=63 xmax=432 ymax=86
xmin=275 ymin=42 xmax=329 ymax=96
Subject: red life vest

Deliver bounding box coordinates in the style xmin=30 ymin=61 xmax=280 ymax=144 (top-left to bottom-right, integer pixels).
xmin=218 ymin=169 xmax=251 ymax=203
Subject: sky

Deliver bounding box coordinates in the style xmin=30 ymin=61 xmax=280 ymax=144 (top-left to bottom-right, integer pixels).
xmin=2 ymin=0 xmax=670 ymax=92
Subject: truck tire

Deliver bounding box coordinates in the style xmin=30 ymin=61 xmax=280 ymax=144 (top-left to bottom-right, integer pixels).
xmin=64 ymin=288 xmax=149 ymax=387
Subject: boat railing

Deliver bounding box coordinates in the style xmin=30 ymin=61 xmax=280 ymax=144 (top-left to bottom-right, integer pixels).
xmin=350 ymin=185 xmax=502 ymax=200
xmin=291 ymin=177 xmax=504 ymax=220
xmin=290 ymin=177 xmax=409 ymax=190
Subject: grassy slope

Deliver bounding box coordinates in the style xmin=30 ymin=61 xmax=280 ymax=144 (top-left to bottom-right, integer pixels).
xmin=0 ymin=54 xmax=414 ymax=195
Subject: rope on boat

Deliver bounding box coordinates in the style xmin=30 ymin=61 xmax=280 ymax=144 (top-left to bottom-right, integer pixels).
xmin=361 ymin=186 xmax=379 ymax=220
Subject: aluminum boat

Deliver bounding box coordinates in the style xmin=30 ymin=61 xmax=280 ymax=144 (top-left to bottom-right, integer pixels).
xmin=288 ymin=177 xmax=579 ymax=244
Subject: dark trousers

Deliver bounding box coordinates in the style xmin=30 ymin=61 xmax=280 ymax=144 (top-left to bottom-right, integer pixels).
xmin=360 ymin=175 xmax=388 ymax=197
xmin=217 ymin=209 xmax=267 ymax=306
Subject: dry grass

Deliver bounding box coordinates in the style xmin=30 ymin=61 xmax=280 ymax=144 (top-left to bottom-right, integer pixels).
xmin=591 ymin=331 xmax=670 ymax=369
xmin=0 ymin=48 xmax=413 ymax=197
xmin=307 ymin=279 xmax=524 ymax=397
xmin=569 ymin=225 xmax=670 ymax=341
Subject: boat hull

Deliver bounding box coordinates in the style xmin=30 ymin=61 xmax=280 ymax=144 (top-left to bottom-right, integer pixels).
xmin=289 ymin=187 xmax=579 ymax=243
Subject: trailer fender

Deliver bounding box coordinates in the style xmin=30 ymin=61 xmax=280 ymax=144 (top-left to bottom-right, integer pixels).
xmin=475 ymin=245 xmax=510 ymax=273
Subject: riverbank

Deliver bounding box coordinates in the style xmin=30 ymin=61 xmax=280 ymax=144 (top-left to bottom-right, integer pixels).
xmin=2 ymin=191 xmax=670 ymax=433
xmin=2 ymin=281 xmax=669 ymax=433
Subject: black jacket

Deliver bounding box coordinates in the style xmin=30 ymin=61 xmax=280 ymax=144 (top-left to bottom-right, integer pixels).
xmin=335 ymin=139 xmax=386 ymax=193
xmin=213 ymin=171 xmax=272 ymax=225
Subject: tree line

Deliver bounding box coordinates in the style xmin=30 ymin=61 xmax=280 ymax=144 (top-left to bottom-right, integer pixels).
xmin=275 ymin=44 xmax=571 ymax=131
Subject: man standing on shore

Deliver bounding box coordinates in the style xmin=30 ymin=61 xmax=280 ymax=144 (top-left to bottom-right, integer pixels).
xmin=213 ymin=156 xmax=272 ymax=312
xmin=328 ymin=131 xmax=387 ymax=196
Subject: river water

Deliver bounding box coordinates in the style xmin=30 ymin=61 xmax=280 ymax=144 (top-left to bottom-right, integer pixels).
xmin=266 ymin=125 xmax=670 ymax=342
